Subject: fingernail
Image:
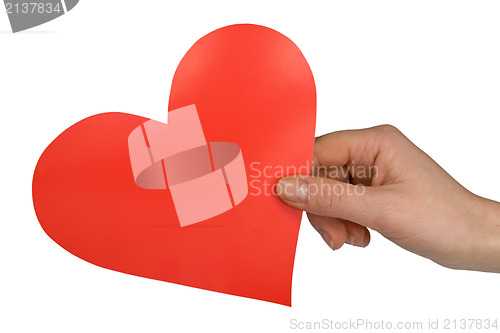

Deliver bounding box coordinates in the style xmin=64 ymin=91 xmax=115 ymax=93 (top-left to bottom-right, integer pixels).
xmin=277 ymin=178 xmax=309 ymax=203
xmin=345 ymin=233 xmax=367 ymax=247
xmin=345 ymin=233 xmax=355 ymax=246
xmin=317 ymin=229 xmax=335 ymax=251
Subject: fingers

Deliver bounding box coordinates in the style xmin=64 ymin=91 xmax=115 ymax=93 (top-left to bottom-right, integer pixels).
xmin=343 ymin=219 xmax=371 ymax=247
xmin=277 ymin=175 xmax=390 ymax=230
xmin=311 ymin=155 xmax=351 ymax=182
xmin=278 ymin=126 xmax=405 ymax=252
xmin=313 ymin=125 xmax=404 ymax=186
xmin=306 ymin=213 xmax=347 ymax=250
xmin=307 ymin=213 xmax=371 ymax=250
xmin=314 ymin=127 xmax=380 ymax=168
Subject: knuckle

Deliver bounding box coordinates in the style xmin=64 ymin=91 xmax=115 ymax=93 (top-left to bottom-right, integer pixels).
xmin=329 ymin=187 xmax=343 ymax=211
xmin=377 ymin=124 xmax=401 ymax=136
xmin=311 ymin=181 xmax=342 ymax=212
xmin=373 ymin=124 xmax=405 ymax=148
xmin=314 ymin=134 xmax=329 ymax=149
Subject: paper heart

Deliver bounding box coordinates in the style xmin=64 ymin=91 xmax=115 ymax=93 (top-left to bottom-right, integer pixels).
xmin=5 ymin=0 xmax=79 ymax=33
xmin=32 ymin=24 xmax=316 ymax=306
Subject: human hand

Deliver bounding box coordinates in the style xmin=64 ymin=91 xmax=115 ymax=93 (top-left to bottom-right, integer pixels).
xmin=277 ymin=125 xmax=500 ymax=272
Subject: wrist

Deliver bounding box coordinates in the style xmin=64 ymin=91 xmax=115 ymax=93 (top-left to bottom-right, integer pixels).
xmin=467 ymin=195 xmax=500 ymax=273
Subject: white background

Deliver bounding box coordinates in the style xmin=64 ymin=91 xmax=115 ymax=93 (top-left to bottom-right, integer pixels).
xmin=1 ymin=1 xmax=499 ymax=332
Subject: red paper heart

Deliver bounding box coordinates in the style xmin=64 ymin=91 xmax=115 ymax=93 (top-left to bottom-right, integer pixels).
xmin=32 ymin=24 xmax=316 ymax=306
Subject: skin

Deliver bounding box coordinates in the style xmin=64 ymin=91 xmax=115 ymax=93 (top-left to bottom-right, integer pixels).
xmin=277 ymin=125 xmax=500 ymax=273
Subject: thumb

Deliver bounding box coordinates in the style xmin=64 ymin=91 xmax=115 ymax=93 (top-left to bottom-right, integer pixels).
xmin=276 ymin=175 xmax=389 ymax=230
